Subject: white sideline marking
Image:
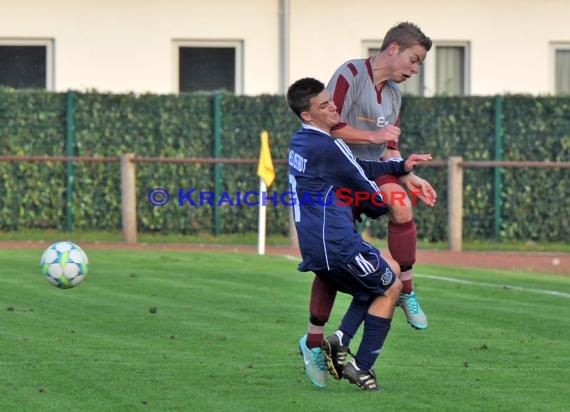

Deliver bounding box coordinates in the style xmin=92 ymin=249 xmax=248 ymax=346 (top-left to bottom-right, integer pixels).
xmin=416 ymin=274 xmax=570 ymax=299
xmin=280 ymin=255 xmax=570 ymax=299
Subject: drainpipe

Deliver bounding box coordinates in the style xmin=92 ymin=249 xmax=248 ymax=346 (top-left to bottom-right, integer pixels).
xmin=278 ymin=0 xmax=290 ymax=94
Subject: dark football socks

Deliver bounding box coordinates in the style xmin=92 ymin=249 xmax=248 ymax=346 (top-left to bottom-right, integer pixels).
xmin=354 ymin=313 xmax=392 ymax=370
xmin=337 ymin=297 xmax=371 ymax=346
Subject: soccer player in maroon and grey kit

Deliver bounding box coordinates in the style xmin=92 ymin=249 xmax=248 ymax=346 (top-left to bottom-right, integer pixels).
xmin=301 ymin=22 xmax=438 ymax=381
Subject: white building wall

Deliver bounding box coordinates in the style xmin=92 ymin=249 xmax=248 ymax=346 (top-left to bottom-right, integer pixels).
xmin=0 ymin=0 xmax=280 ymax=94
xmin=1 ymin=0 xmax=569 ymax=95
xmin=288 ymin=0 xmax=570 ymax=96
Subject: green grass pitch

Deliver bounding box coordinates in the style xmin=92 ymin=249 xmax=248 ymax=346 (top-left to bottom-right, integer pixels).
xmin=1 ymin=248 xmax=569 ymax=411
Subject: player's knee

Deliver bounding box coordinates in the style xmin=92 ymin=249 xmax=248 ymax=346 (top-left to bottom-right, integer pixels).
xmin=393 ymin=277 xmax=402 ymax=294
xmin=388 ymin=201 xmax=413 ymax=223
xmin=386 ymin=277 xmax=402 ymax=302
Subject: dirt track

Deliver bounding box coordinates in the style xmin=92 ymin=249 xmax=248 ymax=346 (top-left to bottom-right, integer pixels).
xmin=6 ymin=240 xmax=569 ymax=276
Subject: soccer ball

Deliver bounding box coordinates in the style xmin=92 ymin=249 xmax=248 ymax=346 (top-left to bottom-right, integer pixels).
xmin=40 ymin=241 xmax=89 ymax=289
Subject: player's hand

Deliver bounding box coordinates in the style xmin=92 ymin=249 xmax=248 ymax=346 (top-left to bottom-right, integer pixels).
xmin=403 ymin=153 xmax=433 ymax=172
xmin=401 ymin=173 xmax=437 ymax=207
xmin=369 ymin=124 xmax=400 ymax=144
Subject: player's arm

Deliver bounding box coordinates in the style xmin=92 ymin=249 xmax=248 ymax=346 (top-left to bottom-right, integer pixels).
xmin=399 ymin=171 xmax=438 ymax=207
xmin=357 ymin=154 xmax=433 ymax=179
xmin=331 ymin=122 xmax=401 ymax=145
xmin=355 ymin=154 xmax=436 ymax=216
xmin=380 ymin=115 xmax=403 ymax=158
xmin=381 ymin=147 xmax=403 ymax=161
xmin=377 ymin=113 xmax=437 ymax=206
xmin=323 ymin=140 xmax=392 ymax=218
xmin=379 ymin=133 xmax=437 ymax=206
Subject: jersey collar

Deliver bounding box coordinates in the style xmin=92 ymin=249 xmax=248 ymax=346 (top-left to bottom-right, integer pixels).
xmin=302 ymin=123 xmax=331 ymax=136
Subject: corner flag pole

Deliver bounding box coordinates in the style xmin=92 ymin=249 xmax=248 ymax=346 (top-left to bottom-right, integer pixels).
xmin=258 ymin=178 xmax=268 ymax=255
xmin=257 ymin=131 xmax=276 ymax=255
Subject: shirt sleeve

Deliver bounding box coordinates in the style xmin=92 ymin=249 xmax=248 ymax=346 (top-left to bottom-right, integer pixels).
xmin=331 ymin=122 xmax=348 ymax=132
xmin=355 ymin=157 xmax=408 ymax=179
xmin=327 ymin=61 xmax=360 ymax=118
xmin=319 ymin=139 xmax=391 ymax=218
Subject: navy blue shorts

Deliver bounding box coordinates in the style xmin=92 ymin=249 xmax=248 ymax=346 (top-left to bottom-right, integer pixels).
xmin=314 ymin=242 xmax=396 ymax=301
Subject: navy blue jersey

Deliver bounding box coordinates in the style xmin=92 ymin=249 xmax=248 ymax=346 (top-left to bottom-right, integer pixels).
xmin=288 ymin=125 xmax=408 ymax=272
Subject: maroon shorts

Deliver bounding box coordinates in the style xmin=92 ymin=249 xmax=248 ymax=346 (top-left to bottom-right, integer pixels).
xmin=375 ymin=174 xmax=401 ymax=187
xmin=352 ymin=174 xmax=402 ymax=221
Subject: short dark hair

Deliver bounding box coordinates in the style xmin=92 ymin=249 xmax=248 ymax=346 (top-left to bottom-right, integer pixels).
xmin=286 ymin=77 xmax=325 ymax=119
xmin=380 ymin=22 xmax=432 ymax=52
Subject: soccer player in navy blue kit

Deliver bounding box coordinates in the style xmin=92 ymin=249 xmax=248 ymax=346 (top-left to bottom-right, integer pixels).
xmin=287 ymin=77 xmax=433 ymax=390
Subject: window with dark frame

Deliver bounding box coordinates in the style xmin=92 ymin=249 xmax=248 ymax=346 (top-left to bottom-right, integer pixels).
xmin=178 ymin=46 xmax=236 ymax=93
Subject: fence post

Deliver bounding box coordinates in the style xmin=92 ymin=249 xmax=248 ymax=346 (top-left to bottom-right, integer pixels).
xmin=213 ymin=92 xmax=223 ymax=236
xmin=447 ymin=156 xmax=463 ymax=252
xmin=494 ymin=95 xmax=504 ymax=240
xmin=65 ymin=91 xmax=76 ymax=233
xmin=121 ymin=153 xmax=137 ymax=244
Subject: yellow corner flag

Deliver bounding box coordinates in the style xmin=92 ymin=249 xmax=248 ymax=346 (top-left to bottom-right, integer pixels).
xmin=257 ymin=131 xmax=275 ymax=187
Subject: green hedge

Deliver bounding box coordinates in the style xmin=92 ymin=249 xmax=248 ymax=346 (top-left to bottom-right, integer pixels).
xmin=0 ymin=88 xmax=569 ymax=242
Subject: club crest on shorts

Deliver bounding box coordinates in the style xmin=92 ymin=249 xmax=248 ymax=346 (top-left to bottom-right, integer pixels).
xmin=381 ymin=267 xmax=394 ymax=286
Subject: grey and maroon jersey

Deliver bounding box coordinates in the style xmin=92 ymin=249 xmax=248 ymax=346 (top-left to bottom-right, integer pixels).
xmin=327 ymin=57 xmax=401 ymax=161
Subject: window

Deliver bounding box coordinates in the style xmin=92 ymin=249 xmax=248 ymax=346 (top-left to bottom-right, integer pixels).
xmin=552 ymin=44 xmax=570 ymax=95
xmin=0 ymin=39 xmax=54 ymax=90
xmin=423 ymin=42 xmax=470 ymax=96
xmin=434 ymin=46 xmax=467 ymax=95
xmin=363 ymin=41 xmax=425 ymax=96
xmin=174 ymin=40 xmax=243 ymax=93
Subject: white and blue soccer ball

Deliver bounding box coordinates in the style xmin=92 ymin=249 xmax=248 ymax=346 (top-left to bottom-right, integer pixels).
xmin=40 ymin=241 xmax=89 ymax=289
